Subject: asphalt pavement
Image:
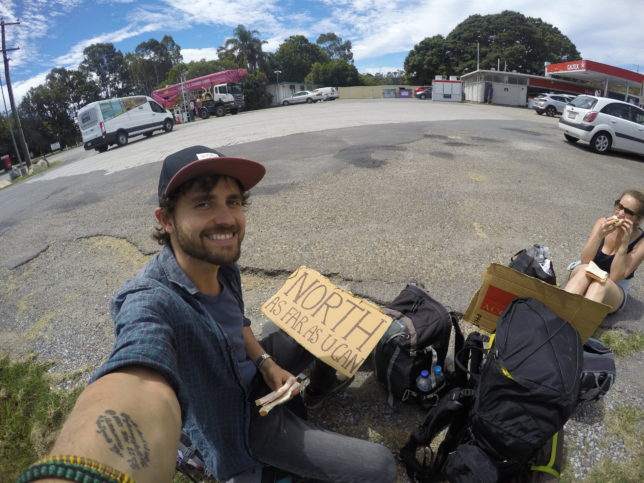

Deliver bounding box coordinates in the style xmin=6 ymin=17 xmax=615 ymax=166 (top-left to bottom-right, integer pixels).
xmin=0 ymin=99 xmax=642 ymax=480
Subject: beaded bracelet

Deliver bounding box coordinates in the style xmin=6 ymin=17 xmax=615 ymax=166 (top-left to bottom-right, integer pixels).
xmin=16 ymin=462 xmax=119 ymax=483
xmin=17 ymin=456 xmax=135 ymax=483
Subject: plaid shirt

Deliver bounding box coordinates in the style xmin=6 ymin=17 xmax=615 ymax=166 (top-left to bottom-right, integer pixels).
xmin=92 ymin=245 xmax=260 ymax=480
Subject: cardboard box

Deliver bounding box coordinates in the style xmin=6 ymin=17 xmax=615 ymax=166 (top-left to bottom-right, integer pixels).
xmin=463 ymin=263 xmax=611 ymax=342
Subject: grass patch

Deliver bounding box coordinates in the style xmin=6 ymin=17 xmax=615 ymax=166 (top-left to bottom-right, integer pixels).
xmin=576 ymin=404 xmax=644 ymax=482
xmin=594 ymin=329 xmax=644 ymax=357
xmin=8 ymin=161 xmax=62 ymax=185
xmin=0 ymin=354 xmax=82 ymax=482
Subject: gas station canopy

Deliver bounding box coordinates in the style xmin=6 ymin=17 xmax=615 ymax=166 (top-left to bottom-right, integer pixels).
xmin=545 ymin=60 xmax=644 ymax=98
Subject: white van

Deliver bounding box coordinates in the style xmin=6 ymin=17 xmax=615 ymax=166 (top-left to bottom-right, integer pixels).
xmin=77 ymin=96 xmax=174 ymax=152
xmin=313 ymin=87 xmax=339 ymax=101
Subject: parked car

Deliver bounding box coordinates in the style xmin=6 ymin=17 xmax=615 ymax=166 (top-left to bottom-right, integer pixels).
xmin=415 ymin=87 xmax=432 ymax=99
xmin=281 ymin=90 xmax=323 ymax=105
xmin=414 ymin=85 xmax=431 ymax=95
xmin=532 ymin=93 xmax=574 ymax=116
xmin=313 ymin=87 xmax=339 ymax=101
xmin=558 ymin=95 xmax=644 ymax=155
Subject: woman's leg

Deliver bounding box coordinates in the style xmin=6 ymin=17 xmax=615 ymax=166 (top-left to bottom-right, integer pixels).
xmin=585 ymin=279 xmax=625 ymax=313
xmin=564 ymin=264 xmax=592 ymax=295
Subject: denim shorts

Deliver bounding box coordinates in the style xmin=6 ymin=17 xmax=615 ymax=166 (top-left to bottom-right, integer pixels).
xmin=614 ymin=278 xmax=633 ymax=312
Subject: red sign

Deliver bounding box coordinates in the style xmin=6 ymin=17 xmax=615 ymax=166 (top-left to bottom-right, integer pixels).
xmin=479 ymin=285 xmax=517 ymax=316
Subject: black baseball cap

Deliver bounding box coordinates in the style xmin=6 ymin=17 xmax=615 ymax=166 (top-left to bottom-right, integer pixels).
xmin=157 ymin=145 xmax=266 ymax=201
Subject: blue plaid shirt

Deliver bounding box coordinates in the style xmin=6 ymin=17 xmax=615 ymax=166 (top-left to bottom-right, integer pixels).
xmin=92 ymin=245 xmax=261 ymax=480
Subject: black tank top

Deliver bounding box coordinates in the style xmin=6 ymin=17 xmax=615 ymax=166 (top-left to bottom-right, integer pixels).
xmin=594 ymin=229 xmax=644 ymax=280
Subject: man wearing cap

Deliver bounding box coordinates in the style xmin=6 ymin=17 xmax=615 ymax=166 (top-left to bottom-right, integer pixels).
xmin=27 ymin=146 xmax=396 ymax=483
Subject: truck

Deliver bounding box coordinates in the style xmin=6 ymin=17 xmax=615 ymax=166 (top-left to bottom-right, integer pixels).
xmin=151 ymin=69 xmax=248 ymax=120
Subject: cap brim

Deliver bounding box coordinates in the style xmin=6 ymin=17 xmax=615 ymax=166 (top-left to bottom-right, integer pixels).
xmin=163 ymin=156 xmax=266 ymax=198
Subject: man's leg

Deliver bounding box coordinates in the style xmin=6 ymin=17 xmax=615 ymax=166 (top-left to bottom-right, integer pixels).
xmin=259 ymin=330 xmax=343 ymax=394
xmin=249 ymin=403 xmax=396 ymax=482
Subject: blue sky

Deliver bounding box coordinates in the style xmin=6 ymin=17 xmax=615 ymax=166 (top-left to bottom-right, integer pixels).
xmin=2 ymin=0 xmax=644 ymax=103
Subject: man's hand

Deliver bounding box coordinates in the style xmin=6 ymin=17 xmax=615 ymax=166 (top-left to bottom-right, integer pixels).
xmin=258 ymin=358 xmax=300 ymax=395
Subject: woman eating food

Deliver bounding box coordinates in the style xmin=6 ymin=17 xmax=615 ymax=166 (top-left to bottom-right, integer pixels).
xmin=565 ymin=189 xmax=644 ymax=313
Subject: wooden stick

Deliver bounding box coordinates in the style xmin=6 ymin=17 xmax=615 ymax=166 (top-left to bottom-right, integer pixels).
xmin=259 ymin=381 xmax=301 ymax=416
xmin=254 ymin=373 xmax=308 ymax=407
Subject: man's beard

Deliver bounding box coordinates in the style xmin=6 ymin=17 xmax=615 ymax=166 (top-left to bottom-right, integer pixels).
xmin=174 ymin=223 xmax=243 ymax=266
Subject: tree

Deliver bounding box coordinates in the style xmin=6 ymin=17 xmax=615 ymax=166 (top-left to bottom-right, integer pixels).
xmin=272 ymin=36 xmax=330 ymax=82
xmin=305 ymin=60 xmax=361 ymax=86
xmin=242 ymin=71 xmax=272 ymax=110
xmin=79 ymin=43 xmax=127 ymax=98
xmin=218 ymin=25 xmax=267 ymax=73
xmin=447 ymin=11 xmax=580 ymax=75
xmin=404 ymin=11 xmax=581 ymax=79
xmin=316 ymin=33 xmax=354 ymax=63
xmin=404 ymin=35 xmax=452 ymax=84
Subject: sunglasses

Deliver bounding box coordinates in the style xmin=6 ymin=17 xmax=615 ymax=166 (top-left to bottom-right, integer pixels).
xmin=614 ymin=200 xmax=638 ymax=217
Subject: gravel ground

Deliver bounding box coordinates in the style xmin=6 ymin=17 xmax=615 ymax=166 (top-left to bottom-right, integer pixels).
xmin=1 ymin=100 xmax=642 ymax=481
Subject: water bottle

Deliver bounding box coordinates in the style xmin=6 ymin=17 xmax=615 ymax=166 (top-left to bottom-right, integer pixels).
xmin=535 ymin=245 xmax=546 ymax=264
xmin=536 ymin=245 xmax=551 ymax=273
xmin=433 ymin=365 xmax=445 ymax=388
xmin=416 ymin=369 xmax=431 ymax=393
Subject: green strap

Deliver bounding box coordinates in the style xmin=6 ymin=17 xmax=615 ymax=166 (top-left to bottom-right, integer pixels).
xmin=530 ymin=431 xmax=561 ymax=479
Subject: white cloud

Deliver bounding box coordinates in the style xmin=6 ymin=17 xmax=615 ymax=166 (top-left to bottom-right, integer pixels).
xmin=52 ymin=22 xmax=164 ymax=68
xmin=181 ymin=47 xmax=219 ymax=63
xmin=9 ymin=72 xmax=49 ymax=105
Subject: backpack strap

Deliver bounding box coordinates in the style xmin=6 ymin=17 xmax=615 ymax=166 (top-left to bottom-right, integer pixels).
xmin=529 ymin=431 xmax=563 ymax=480
xmin=453 ymin=332 xmax=487 ymax=388
xmin=399 ymin=388 xmax=475 ymax=482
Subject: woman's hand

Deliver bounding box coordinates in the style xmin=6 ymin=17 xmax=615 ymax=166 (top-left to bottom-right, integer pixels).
xmin=599 ymin=216 xmax=625 ymax=239
xmin=617 ymin=217 xmax=634 ymax=248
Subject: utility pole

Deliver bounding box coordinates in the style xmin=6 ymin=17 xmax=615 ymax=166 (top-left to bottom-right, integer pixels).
xmin=1 ymin=19 xmax=32 ymax=169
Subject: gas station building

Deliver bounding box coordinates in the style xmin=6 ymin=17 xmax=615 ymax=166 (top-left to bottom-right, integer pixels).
xmin=461 ymin=59 xmax=644 ymax=107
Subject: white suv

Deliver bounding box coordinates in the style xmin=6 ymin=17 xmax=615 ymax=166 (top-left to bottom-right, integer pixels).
xmin=558 ymin=95 xmax=644 ymax=155
xmin=532 ymin=93 xmax=575 ymax=116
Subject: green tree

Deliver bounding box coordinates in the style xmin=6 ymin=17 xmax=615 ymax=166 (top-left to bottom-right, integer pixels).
xmin=404 ymin=11 xmax=581 ymax=80
xmin=272 ymin=35 xmax=330 ymax=82
xmin=404 ymin=35 xmax=452 ymax=84
xmin=316 ymin=33 xmax=354 ymax=63
xmin=305 ymin=60 xmax=361 ymax=86
xmin=79 ymin=43 xmax=127 ymax=98
xmin=218 ymin=25 xmax=267 ymax=73
xmin=358 ymin=71 xmax=404 ymax=86
xmin=242 ymin=71 xmax=272 ymax=110
xmin=446 ymin=11 xmax=580 ymax=75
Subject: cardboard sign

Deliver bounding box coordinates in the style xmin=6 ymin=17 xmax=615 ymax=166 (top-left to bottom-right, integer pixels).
xmin=463 ymin=263 xmax=611 ymax=342
xmin=261 ymin=266 xmax=393 ymax=378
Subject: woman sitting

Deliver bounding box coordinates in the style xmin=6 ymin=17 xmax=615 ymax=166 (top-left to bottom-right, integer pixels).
xmin=565 ymin=189 xmax=644 ymax=313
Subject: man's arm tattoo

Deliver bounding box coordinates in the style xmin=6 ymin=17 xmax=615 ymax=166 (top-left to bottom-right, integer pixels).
xmin=96 ymin=409 xmax=151 ymax=469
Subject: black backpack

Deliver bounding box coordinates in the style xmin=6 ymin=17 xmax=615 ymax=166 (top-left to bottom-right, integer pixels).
xmin=579 ymin=337 xmax=616 ymax=403
xmin=400 ymin=297 xmax=583 ymax=482
xmin=509 ymin=245 xmax=557 ymax=285
xmin=373 ymin=282 xmax=462 ymax=407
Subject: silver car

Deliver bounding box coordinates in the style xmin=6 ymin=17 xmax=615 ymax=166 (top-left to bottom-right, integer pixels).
xmin=533 ymin=93 xmax=575 ymax=117
xmin=281 ymin=90 xmax=322 ymax=105
xmin=558 ymin=95 xmax=644 ymax=155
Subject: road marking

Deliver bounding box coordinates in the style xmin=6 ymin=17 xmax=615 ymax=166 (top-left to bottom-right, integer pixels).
xmin=473 ymin=222 xmax=488 ymax=238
